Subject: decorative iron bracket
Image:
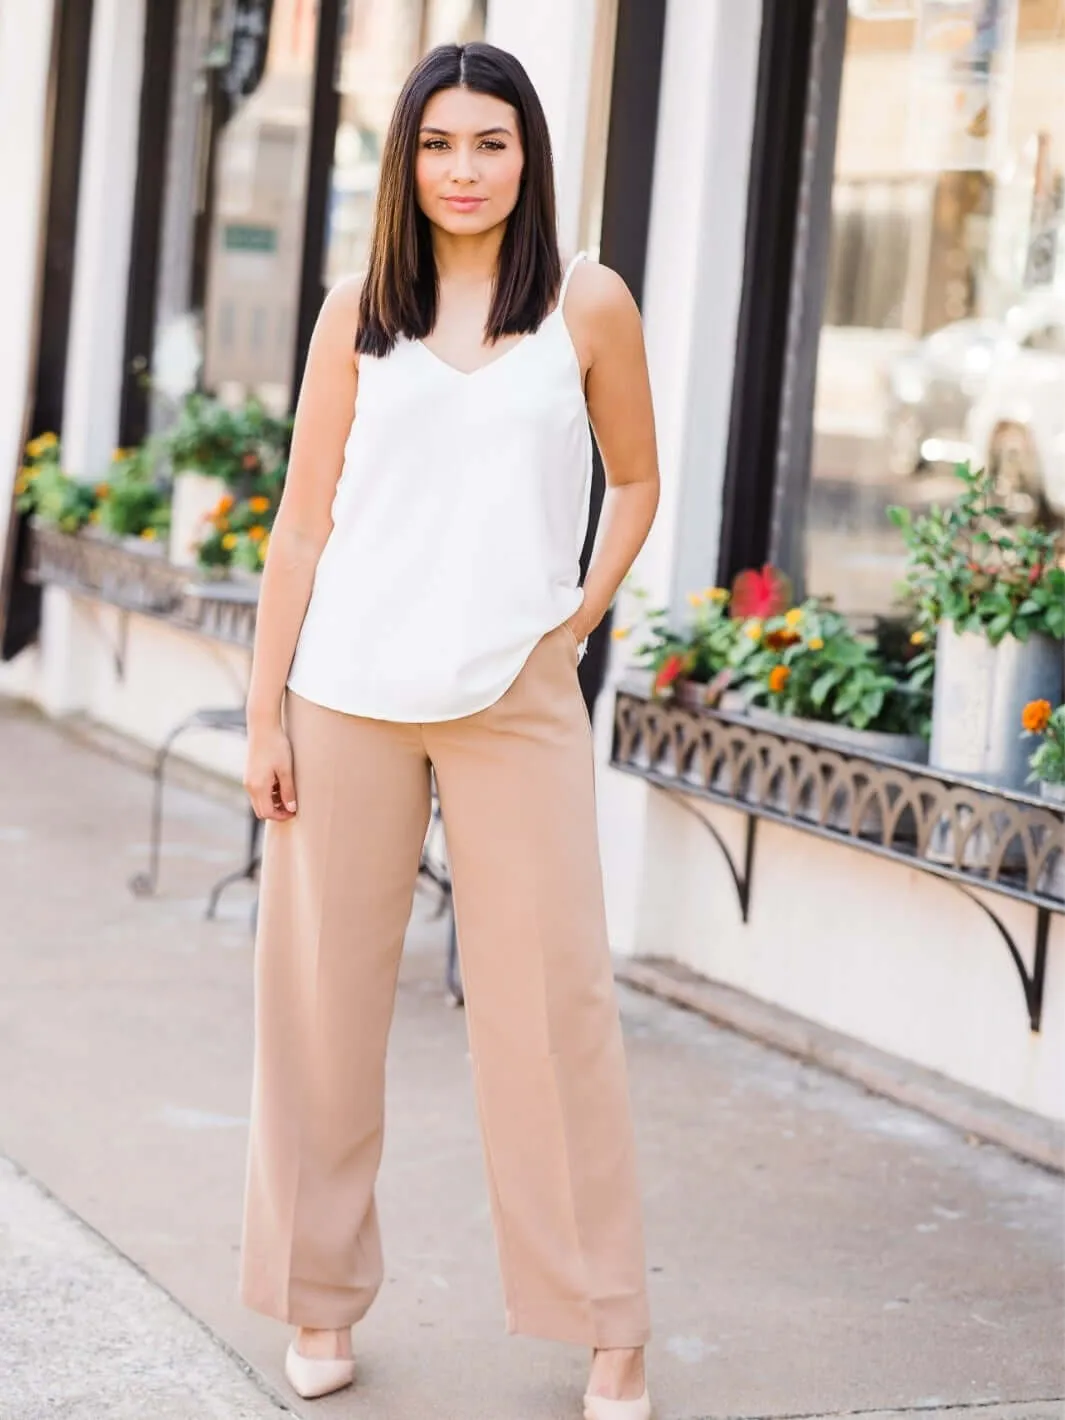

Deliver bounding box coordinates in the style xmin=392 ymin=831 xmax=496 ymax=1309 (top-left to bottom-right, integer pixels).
xmin=612 ymin=691 xmax=1063 ymax=1034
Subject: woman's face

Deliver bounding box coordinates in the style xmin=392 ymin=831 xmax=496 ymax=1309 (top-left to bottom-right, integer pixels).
xmin=415 ymin=86 xmax=525 ymax=237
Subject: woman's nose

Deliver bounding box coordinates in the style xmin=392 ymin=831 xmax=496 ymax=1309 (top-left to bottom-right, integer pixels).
xmin=450 ymin=145 xmax=477 ymax=182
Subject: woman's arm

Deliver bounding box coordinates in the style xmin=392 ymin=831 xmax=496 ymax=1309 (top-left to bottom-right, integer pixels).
xmin=243 ymin=277 xmax=362 ymax=820
xmin=564 ymin=264 xmax=660 ymax=644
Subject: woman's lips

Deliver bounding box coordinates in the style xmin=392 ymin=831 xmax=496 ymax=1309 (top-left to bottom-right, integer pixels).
xmin=444 ymin=196 xmax=486 ymax=211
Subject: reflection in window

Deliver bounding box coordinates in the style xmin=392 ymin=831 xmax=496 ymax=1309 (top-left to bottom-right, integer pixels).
xmin=323 ymin=0 xmax=487 ymax=289
xmin=203 ymin=0 xmax=317 ymax=412
xmin=806 ymin=1 xmax=1065 ymax=617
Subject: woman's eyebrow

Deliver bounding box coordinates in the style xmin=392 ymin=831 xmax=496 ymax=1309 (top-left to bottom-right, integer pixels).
xmin=419 ymin=125 xmax=512 ymax=138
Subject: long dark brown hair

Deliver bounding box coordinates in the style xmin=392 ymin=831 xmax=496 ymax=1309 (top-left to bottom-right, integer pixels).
xmin=356 ymin=43 xmax=561 ymax=357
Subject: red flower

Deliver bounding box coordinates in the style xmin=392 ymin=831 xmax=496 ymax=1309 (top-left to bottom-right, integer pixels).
xmin=730 ymin=564 xmax=793 ymax=620
xmin=765 ymin=628 xmax=801 ymax=651
xmin=1029 ymin=564 xmax=1044 ymax=585
xmin=242 ymin=451 xmax=260 ymax=470
xmin=653 ymin=653 xmax=687 ymax=695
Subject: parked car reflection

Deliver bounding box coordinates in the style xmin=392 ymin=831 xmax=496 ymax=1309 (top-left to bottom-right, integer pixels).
xmin=967 ymin=295 xmax=1065 ymax=524
xmin=884 ymin=318 xmax=1011 ymax=477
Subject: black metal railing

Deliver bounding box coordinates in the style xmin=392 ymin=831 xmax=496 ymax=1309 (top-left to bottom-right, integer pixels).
xmin=610 ymin=686 xmax=1064 ymax=1031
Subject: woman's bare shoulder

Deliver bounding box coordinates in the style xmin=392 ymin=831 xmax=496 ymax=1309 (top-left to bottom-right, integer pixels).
xmin=562 ymin=258 xmax=642 ymax=363
xmin=313 ymin=273 xmax=366 ymax=363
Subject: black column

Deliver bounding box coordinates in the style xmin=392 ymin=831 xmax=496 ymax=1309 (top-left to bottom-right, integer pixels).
xmin=119 ymin=0 xmax=180 ymax=447
xmin=1 ymin=0 xmax=96 ymax=661
xmin=291 ymin=0 xmax=343 ymax=406
xmin=580 ymin=0 xmax=667 ymax=712
xmin=715 ymin=0 xmax=821 ymax=586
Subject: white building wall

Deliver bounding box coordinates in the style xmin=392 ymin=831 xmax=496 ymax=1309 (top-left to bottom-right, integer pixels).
xmin=0 ymin=2 xmax=57 ymax=584
xmin=62 ymin=0 xmax=146 ymax=482
xmin=593 ymin=0 xmax=1063 ymax=1122
xmin=485 ymin=0 xmax=598 ymax=253
xmin=595 ymin=0 xmax=764 ymax=956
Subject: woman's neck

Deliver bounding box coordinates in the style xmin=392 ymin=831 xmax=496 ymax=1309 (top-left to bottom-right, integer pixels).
xmin=430 ymin=224 xmax=506 ymax=288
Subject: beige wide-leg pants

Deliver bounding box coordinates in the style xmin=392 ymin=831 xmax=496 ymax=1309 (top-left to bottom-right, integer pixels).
xmin=239 ymin=624 xmax=650 ymax=1348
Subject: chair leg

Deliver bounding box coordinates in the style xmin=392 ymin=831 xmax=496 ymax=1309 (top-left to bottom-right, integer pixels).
xmin=445 ymin=903 xmax=463 ymax=1007
xmin=206 ymin=807 xmax=262 ymax=920
xmin=129 ymin=718 xmax=196 ymax=898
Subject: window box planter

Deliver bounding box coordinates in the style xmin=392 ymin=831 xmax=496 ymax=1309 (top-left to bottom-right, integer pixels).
xmin=26 ymin=521 xmax=259 ymax=650
xmin=28 ymin=518 xmax=185 ymax=614
xmin=610 ymin=687 xmax=1063 ymax=1031
xmin=930 ymin=627 xmax=1064 ymax=791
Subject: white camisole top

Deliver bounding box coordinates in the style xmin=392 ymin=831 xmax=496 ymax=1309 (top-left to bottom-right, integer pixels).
xmin=287 ymin=252 xmax=592 ymax=722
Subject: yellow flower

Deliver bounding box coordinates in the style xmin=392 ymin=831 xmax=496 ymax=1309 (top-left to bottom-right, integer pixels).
xmin=89 ymin=509 xmax=101 ymax=524
xmin=808 ymin=636 xmax=824 ymax=651
xmin=612 ymin=626 xmax=632 ymax=641
xmin=112 ymin=448 xmax=130 ymax=463
xmin=248 ymin=525 xmax=266 ymax=543
xmin=910 ymin=630 xmax=928 ymax=646
xmin=248 ymin=495 xmax=271 ymax=514
xmin=222 ymin=532 xmax=238 ymax=551
xmin=708 ymin=587 xmax=729 ymax=603
xmin=687 ymin=590 xmax=705 ymax=608
xmin=140 ymin=527 xmax=158 ymax=541
xmin=14 ymin=475 xmax=29 ymax=496
xmin=257 ymin=533 xmax=270 ymax=564
xmin=26 ymin=432 xmax=58 ymax=458
xmin=785 ymin=608 xmax=803 ymax=629
xmin=20 ymin=463 xmax=38 ymax=482
xmin=745 ymin=620 xmax=763 ymax=642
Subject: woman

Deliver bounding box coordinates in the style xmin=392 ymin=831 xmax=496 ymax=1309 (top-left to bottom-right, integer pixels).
xmin=239 ymin=41 xmax=660 ymax=1420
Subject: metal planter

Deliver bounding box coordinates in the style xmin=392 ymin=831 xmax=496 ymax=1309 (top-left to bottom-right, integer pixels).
xmin=930 ymin=627 xmax=1064 ymax=790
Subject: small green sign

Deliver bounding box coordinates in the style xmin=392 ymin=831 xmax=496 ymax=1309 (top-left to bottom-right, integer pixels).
xmin=224 ymin=224 xmax=278 ymax=254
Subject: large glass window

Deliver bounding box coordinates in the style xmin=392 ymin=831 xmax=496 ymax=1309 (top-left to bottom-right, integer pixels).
xmin=151 ymin=0 xmax=319 ymax=420
xmin=805 ymin=0 xmax=1065 ymax=616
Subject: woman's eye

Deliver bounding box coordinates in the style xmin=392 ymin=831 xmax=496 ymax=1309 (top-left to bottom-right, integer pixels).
xmin=422 ymin=139 xmax=449 ymax=151
xmin=480 ymin=139 xmax=505 ymax=152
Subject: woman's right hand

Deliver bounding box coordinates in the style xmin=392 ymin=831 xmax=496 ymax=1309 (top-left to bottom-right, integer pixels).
xmin=244 ymin=721 xmax=298 ymax=821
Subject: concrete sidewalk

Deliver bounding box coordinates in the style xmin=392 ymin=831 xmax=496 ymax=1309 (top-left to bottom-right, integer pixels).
xmin=0 ymin=1156 xmax=286 ymax=1419
xmin=1 ymin=697 xmax=1063 ymax=1420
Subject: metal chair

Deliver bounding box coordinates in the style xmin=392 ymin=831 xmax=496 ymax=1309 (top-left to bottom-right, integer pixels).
xmin=129 ymin=707 xmax=462 ymax=1000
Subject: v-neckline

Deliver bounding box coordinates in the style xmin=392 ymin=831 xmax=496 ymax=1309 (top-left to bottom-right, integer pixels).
xmin=414 ymin=304 xmax=561 ymax=379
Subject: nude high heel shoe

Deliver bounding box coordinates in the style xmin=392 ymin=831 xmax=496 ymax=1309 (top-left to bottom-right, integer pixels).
xmin=284 ymin=1341 xmax=356 ymax=1400
xmin=583 ymin=1389 xmax=653 ymax=1420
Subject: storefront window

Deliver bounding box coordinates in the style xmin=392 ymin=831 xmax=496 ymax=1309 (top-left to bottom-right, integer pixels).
xmin=806 ymin=0 xmax=1065 ymax=616
xmin=323 ymin=0 xmax=487 ymax=288
xmin=150 ymin=0 xmax=318 ymax=420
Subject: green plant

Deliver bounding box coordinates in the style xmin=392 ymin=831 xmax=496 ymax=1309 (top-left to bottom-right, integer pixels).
xmin=92 ymin=444 xmax=170 ymax=542
xmin=15 ymin=433 xmax=97 ymax=534
xmin=730 ymin=601 xmax=932 ymax=737
xmin=1022 ymin=701 xmax=1065 ymax=787
xmin=163 ymin=393 xmax=291 ymax=494
xmin=888 ymin=461 xmax=1065 ymax=645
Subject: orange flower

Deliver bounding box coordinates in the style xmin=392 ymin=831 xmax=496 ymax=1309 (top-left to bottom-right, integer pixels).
xmin=768 ymin=665 xmax=790 ymax=694
xmin=1022 ymin=700 xmax=1052 ymax=734
xmin=94 ymin=483 xmax=110 ymax=499
xmin=248 ymin=495 xmax=270 ymax=514
xmin=611 ymin=626 xmax=631 ymax=641
xmin=248 ymin=525 xmax=266 ymax=543
xmin=214 ymin=495 xmax=235 ymax=517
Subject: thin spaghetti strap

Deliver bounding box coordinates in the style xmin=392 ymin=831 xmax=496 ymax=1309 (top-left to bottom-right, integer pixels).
xmin=558 ymin=250 xmax=587 ymax=308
